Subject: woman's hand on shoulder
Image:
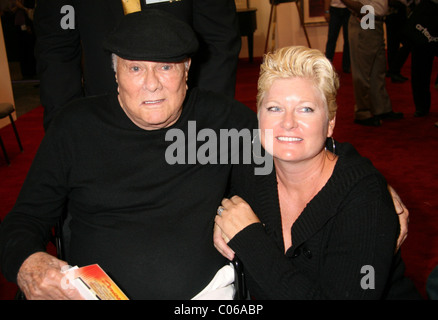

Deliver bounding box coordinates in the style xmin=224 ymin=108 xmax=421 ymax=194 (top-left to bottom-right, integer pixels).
xmin=214 ymin=196 xmax=261 ymax=260
xmin=388 ymin=185 xmax=409 ymax=253
xmin=215 ymin=196 xmax=260 ymax=241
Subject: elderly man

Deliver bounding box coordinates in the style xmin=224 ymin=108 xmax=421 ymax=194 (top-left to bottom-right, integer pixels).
xmin=34 ymin=0 xmax=242 ymax=131
xmin=0 ymin=10 xmax=257 ymax=300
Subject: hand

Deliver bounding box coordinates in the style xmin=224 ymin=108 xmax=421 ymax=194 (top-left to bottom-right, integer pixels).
xmin=388 ymin=185 xmax=409 ymax=252
xmin=213 ymin=223 xmax=235 ymax=261
xmin=214 ymin=196 xmax=260 ymax=243
xmin=17 ymin=252 xmax=84 ymax=300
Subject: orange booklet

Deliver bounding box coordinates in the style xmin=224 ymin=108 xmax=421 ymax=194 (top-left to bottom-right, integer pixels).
xmin=63 ymin=264 xmax=129 ymax=300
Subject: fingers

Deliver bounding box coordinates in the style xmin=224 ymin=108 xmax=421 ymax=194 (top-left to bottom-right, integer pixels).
xmin=213 ymin=223 xmax=235 ymax=261
xmin=221 ymin=195 xmax=244 ymax=208
xmin=394 ymin=196 xmax=409 ymax=251
xmin=217 ymin=206 xmax=225 ymax=217
xmin=393 ymin=195 xmax=408 ymax=219
xmin=395 ymin=232 xmax=407 ymax=254
xmin=214 ymin=197 xmax=259 ymax=262
xmin=17 ymin=252 xmax=83 ymax=300
xmin=214 ymin=200 xmax=236 ymax=261
xmin=395 ymin=210 xmax=409 ymax=254
xmin=388 ymin=185 xmax=409 ymax=218
xmin=393 ymin=196 xmax=403 ymax=214
xmin=219 ymin=197 xmax=233 ymax=211
xmin=216 ymin=196 xmax=260 ymax=242
xmin=387 ymin=185 xmax=409 ymax=253
xmin=18 ymin=266 xmax=69 ymax=299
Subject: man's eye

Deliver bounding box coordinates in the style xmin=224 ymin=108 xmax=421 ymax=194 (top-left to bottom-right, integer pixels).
xmin=161 ymin=65 xmax=171 ymax=71
xmin=130 ymin=66 xmax=140 ymax=72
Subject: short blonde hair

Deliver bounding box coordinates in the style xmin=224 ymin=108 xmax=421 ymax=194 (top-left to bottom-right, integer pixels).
xmin=257 ymin=46 xmax=339 ymax=120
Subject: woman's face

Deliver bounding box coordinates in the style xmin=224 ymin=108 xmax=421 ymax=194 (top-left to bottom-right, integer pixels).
xmin=258 ymin=77 xmax=335 ymax=163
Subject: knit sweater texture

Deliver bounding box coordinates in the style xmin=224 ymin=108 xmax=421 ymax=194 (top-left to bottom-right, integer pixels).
xmin=228 ymin=142 xmax=422 ymax=299
xmin=0 ymin=88 xmax=257 ymax=299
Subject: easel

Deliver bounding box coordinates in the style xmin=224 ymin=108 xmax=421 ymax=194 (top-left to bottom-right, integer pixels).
xmin=264 ymin=0 xmax=312 ymax=54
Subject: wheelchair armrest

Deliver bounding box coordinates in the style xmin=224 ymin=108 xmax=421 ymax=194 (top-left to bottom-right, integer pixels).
xmin=231 ymin=257 xmax=247 ymax=300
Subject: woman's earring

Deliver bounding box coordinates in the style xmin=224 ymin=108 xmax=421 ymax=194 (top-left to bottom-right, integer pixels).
xmin=331 ymin=137 xmax=336 ymax=156
xmin=325 ymin=137 xmax=336 ymax=160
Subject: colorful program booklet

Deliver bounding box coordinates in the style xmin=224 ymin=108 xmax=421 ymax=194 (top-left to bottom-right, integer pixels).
xmin=63 ymin=264 xmax=129 ymax=300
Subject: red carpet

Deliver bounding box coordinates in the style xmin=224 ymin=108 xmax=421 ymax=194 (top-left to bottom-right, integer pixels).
xmin=0 ymin=106 xmax=45 ymax=299
xmin=1 ymin=53 xmax=437 ymax=299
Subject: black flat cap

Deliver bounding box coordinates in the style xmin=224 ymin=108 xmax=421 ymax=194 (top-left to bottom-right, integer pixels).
xmin=103 ymin=9 xmax=198 ymax=62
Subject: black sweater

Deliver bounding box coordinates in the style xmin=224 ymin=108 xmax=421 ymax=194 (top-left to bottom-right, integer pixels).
xmin=0 ymin=88 xmax=257 ymax=299
xmin=229 ymin=142 xmax=422 ymax=299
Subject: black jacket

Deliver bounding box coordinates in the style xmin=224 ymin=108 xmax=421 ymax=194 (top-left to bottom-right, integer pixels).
xmin=228 ymin=142 xmax=422 ymax=299
xmin=34 ymin=0 xmax=241 ymax=129
xmin=0 ymin=88 xmax=257 ymax=299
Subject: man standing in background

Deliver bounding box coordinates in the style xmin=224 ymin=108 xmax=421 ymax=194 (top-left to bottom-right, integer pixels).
xmin=34 ymin=0 xmax=241 ymax=130
xmin=324 ymin=0 xmax=351 ymax=74
xmin=341 ymin=0 xmax=404 ymax=126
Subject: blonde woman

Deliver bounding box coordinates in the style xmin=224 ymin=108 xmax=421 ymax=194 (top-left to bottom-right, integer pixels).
xmin=214 ymin=46 xmax=421 ymax=299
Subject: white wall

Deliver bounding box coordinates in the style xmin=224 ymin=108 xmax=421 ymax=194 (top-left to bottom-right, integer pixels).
xmin=239 ymin=0 xmax=345 ymax=58
xmin=0 ymin=17 xmax=16 ymax=129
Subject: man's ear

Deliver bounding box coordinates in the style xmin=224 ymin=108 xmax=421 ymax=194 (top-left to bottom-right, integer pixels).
xmin=185 ymin=58 xmax=192 ymax=71
xmin=184 ymin=59 xmax=191 ymax=87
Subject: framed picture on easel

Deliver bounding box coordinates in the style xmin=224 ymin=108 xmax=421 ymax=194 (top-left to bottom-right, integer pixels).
xmin=302 ymin=0 xmax=326 ymax=25
xmin=265 ymin=0 xmax=312 ymax=52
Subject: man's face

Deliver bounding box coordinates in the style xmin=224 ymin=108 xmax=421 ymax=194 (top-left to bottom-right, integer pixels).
xmin=116 ymin=57 xmax=190 ymax=130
